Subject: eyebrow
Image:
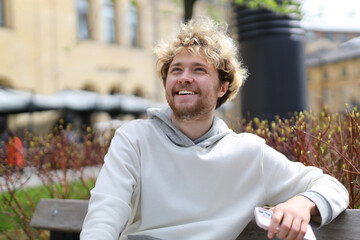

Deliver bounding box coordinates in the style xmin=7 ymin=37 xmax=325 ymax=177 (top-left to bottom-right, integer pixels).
xmin=169 ymin=62 xmax=208 ymax=68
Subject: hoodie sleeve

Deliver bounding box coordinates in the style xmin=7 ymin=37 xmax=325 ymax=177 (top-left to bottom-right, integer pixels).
xmin=80 ymin=124 xmax=141 ymax=240
xmin=261 ymin=142 xmax=349 ymax=227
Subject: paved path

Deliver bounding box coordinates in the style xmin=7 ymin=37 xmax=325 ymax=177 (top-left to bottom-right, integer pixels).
xmin=0 ymin=165 xmax=101 ymax=193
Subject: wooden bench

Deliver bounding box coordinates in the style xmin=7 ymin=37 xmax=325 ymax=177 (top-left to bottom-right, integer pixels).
xmin=30 ymin=198 xmax=360 ymax=240
xmin=30 ymin=199 xmax=88 ymax=240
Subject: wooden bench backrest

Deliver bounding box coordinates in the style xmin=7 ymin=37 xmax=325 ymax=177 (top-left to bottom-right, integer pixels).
xmin=30 ymin=199 xmax=360 ymax=239
xmin=30 ymin=199 xmax=89 ymax=233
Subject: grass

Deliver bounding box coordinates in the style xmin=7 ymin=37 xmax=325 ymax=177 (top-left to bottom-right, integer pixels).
xmin=0 ymin=180 xmax=95 ymax=239
xmin=0 ymin=185 xmax=46 ymax=230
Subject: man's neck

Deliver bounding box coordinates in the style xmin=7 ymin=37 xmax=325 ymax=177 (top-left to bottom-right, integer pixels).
xmin=170 ymin=112 xmax=214 ymax=141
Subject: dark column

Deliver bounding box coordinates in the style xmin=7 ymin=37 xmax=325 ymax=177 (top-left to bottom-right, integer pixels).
xmin=184 ymin=0 xmax=197 ymax=22
xmin=234 ymin=4 xmax=307 ymax=121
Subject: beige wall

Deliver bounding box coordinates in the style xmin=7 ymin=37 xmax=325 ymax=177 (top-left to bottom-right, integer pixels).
xmin=0 ymin=0 xmax=233 ymax=97
xmin=0 ymin=0 xmax=184 ymax=100
xmin=0 ymin=0 xmax=183 ymax=132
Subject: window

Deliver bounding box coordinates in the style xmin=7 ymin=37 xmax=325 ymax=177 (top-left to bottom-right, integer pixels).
xmin=342 ymin=87 xmax=350 ymax=104
xmin=323 ymin=70 xmax=328 ymax=81
xmin=308 ymin=90 xmax=314 ymax=106
xmin=340 ymin=33 xmax=348 ymax=42
xmin=325 ymin=32 xmax=334 ymax=41
xmin=0 ymin=0 xmax=4 ymax=26
xmin=306 ymin=31 xmax=315 ymax=41
xmin=102 ymin=0 xmax=116 ymax=43
xmin=323 ymin=89 xmax=331 ymax=106
xmin=76 ymin=0 xmax=90 ymax=39
xmin=127 ymin=1 xmax=139 ymax=47
xmin=0 ymin=0 xmax=10 ymax=27
xmin=341 ymin=67 xmax=347 ymax=78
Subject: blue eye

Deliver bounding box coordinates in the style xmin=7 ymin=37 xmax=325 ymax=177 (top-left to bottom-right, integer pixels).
xmin=170 ymin=67 xmax=181 ymax=73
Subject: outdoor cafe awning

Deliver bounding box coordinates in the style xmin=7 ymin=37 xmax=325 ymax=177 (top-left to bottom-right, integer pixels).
xmin=0 ymin=88 xmax=165 ymax=115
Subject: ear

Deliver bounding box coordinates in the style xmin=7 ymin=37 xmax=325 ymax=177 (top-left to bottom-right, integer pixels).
xmin=218 ymin=81 xmax=229 ymax=98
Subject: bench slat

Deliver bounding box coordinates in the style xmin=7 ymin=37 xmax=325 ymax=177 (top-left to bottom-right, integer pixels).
xmin=313 ymin=209 xmax=360 ymax=240
xmin=237 ymin=209 xmax=360 ymax=240
xmin=30 ymin=199 xmax=89 ymax=233
xmin=31 ymin=199 xmax=360 ymax=239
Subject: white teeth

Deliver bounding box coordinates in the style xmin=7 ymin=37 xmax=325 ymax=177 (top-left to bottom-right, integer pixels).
xmin=178 ymin=90 xmax=195 ymax=95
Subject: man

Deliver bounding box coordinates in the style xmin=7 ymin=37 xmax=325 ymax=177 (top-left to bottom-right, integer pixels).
xmin=80 ymin=17 xmax=348 ymax=240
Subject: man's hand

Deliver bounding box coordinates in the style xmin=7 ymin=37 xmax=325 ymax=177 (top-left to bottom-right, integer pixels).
xmin=267 ymin=196 xmax=319 ymax=240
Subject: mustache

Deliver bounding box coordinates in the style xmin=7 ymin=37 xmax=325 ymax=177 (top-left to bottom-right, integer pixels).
xmin=171 ymin=83 xmax=200 ymax=94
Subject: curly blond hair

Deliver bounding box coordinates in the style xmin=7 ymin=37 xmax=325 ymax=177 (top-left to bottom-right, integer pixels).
xmin=154 ymin=16 xmax=247 ymax=108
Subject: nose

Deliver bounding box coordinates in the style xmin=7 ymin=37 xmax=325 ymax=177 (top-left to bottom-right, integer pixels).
xmin=178 ymin=69 xmax=193 ymax=84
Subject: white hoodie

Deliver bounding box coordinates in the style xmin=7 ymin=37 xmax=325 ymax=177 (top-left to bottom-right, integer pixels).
xmin=80 ymin=108 xmax=349 ymax=240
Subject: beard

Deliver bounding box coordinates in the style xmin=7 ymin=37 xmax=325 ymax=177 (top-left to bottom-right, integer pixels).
xmin=166 ymin=84 xmax=219 ymax=121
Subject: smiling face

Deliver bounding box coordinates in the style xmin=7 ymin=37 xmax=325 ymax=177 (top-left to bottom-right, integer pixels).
xmin=165 ymin=49 xmax=229 ymax=120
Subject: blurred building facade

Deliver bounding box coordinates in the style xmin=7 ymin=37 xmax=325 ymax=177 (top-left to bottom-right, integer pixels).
xmin=304 ymin=26 xmax=360 ymax=113
xmin=0 ymin=0 xmax=185 ymax=98
xmin=0 ymin=0 xmax=232 ymax=133
xmin=0 ymin=0 xmax=184 ymax=132
xmin=304 ymin=26 xmax=360 ymax=54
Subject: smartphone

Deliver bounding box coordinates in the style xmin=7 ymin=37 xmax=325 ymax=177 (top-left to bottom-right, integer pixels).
xmin=254 ymin=207 xmax=316 ymax=240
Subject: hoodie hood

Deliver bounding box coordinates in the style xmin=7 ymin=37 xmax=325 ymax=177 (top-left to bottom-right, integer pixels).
xmin=147 ymin=107 xmax=231 ymax=148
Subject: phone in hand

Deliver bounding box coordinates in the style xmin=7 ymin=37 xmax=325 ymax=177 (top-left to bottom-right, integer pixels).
xmin=254 ymin=207 xmax=316 ymax=240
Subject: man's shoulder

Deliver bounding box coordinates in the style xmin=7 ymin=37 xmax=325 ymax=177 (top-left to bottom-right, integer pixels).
xmin=115 ymin=118 xmax=158 ymax=134
xmin=228 ymin=131 xmax=265 ymax=143
xmin=231 ymin=132 xmax=264 ymax=141
xmin=218 ymin=132 xmax=265 ymax=157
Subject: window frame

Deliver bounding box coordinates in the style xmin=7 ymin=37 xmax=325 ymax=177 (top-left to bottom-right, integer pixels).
xmin=0 ymin=0 xmax=4 ymax=26
xmin=76 ymin=0 xmax=91 ymax=40
xmin=102 ymin=0 xmax=116 ymax=43
xmin=0 ymin=0 xmax=11 ymax=28
xmin=127 ymin=1 xmax=139 ymax=47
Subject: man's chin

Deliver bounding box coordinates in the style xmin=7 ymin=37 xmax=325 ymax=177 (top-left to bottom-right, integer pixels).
xmin=171 ymin=105 xmax=200 ymax=119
